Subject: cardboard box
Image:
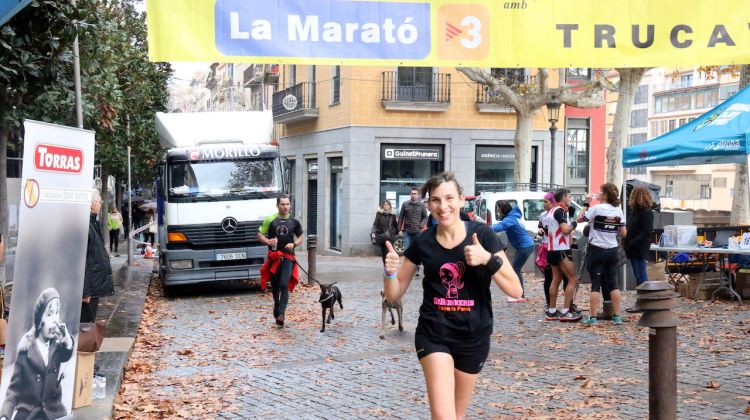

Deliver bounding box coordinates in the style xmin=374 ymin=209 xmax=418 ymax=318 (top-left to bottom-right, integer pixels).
xmin=73 ymin=352 xmax=95 ymax=409
xmin=735 ymin=269 xmax=750 ymax=299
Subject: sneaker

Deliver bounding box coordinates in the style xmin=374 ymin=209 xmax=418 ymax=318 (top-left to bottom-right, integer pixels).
xmin=612 ymin=315 xmax=623 ymax=325
xmin=581 ymin=316 xmax=598 ymax=326
xmin=569 ymin=303 xmax=581 ymax=314
xmin=545 ymin=309 xmax=560 ymax=321
xmin=507 ymin=297 xmax=529 ymax=303
xmin=559 ymin=311 xmax=583 ymax=322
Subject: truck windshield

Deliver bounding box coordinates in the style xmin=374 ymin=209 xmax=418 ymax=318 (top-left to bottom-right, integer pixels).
xmin=168 ymin=158 xmax=282 ymax=201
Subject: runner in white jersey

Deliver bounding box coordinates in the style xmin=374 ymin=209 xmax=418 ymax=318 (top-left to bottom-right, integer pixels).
xmin=577 ymin=183 xmax=627 ymax=326
xmin=538 ymin=192 xmax=570 ymax=318
xmin=545 ymin=189 xmax=582 ymax=322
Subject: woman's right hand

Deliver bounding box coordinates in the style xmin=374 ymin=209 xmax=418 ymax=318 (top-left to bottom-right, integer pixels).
xmin=384 ymin=241 xmax=400 ymax=275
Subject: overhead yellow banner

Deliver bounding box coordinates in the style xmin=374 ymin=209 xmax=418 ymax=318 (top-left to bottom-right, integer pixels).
xmin=147 ymin=0 xmax=750 ymax=67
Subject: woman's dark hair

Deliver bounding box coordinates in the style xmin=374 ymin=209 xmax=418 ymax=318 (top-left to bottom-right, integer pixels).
xmin=421 ymin=172 xmax=464 ymax=198
xmin=496 ymin=200 xmax=512 ymax=218
xmin=629 ymin=186 xmax=653 ymax=210
xmin=381 ymin=200 xmax=392 ymax=209
xmin=553 ymin=188 xmax=569 ymax=203
xmin=600 ymin=183 xmax=621 ymax=206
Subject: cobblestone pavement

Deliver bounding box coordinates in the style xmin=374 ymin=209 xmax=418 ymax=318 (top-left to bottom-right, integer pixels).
xmin=138 ymin=254 xmax=750 ymax=419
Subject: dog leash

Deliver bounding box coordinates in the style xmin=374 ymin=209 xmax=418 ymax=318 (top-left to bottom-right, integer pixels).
xmin=277 ymin=249 xmax=325 ymax=286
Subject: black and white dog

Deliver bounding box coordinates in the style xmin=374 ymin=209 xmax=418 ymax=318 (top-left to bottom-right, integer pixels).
xmin=380 ymin=291 xmax=403 ymax=339
xmin=318 ymin=282 xmax=343 ymax=333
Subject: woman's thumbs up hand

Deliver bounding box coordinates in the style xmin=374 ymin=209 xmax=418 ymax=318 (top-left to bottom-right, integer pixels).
xmin=384 ymin=241 xmax=400 ymax=276
xmin=464 ymin=233 xmax=490 ymax=266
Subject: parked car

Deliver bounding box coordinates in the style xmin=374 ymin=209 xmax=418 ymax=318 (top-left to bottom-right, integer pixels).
xmin=463 ymin=195 xmax=477 ymax=220
xmin=474 ymin=191 xmax=586 ymax=244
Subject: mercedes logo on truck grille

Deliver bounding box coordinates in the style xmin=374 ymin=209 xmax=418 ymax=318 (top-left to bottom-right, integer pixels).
xmin=221 ymin=217 xmax=238 ymax=233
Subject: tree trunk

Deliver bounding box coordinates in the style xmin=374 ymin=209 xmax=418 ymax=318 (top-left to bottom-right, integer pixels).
xmin=730 ymin=65 xmax=750 ymax=225
xmin=607 ymin=68 xmax=647 ymax=188
xmin=100 ymin=164 xmax=110 ymax=237
xmin=513 ymin=110 xmax=534 ymax=184
xmin=115 ymin=178 xmax=122 ymax=209
xmin=0 ymin=123 xmax=8 ymax=286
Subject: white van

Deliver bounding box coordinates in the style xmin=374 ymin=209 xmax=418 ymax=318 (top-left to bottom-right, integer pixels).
xmin=474 ymin=191 xmax=586 ymax=243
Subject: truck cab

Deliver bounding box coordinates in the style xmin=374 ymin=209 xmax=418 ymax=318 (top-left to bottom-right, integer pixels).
xmin=154 ymin=111 xmax=283 ymax=288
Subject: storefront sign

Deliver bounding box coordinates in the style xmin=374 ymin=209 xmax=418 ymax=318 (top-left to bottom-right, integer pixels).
xmin=382 ymin=147 xmax=441 ymax=160
xmin=475 ymin=146 xmax=535 ymax=163
xmin=0 ymin=121 xmax=95 ymax=419
xmin=147 ymin=0 xmax=750 ymax=67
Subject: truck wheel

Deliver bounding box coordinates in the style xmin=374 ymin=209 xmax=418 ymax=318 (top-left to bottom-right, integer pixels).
xmin=393 ymin=236 xmax=405 ymax=256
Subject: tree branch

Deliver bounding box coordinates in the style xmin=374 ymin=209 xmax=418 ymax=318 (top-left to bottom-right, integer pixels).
xmin=456 ymin=67 xmax=522 ymax=110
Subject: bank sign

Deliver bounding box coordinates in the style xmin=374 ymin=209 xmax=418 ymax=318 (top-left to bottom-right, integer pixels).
xmin=382 ymin=147 xmax=442 ymax=160
xmin=148 ymin=0 xmax=750 ymax=67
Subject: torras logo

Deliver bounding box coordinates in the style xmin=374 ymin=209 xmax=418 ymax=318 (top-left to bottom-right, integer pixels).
xmin=34 ymin=144 xmax=83 ymax=174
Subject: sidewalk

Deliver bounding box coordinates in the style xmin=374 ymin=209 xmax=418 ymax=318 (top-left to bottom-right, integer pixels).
xmin=72 ymin=252 xmax=153 ymax=419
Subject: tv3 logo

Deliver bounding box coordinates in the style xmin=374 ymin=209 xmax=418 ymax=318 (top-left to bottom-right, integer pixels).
xmin=437 ymin=4 xmax=489 ymax=59
xmin=444 ymin=17 xmax=482 ymax=49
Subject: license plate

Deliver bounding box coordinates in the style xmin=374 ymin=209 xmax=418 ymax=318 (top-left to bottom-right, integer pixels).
xmin=216 ymin=252 xmax=246 ymax=261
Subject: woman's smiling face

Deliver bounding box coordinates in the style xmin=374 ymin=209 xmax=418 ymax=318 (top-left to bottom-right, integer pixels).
xmin=427 ymin=181 xmax=464 ymax=227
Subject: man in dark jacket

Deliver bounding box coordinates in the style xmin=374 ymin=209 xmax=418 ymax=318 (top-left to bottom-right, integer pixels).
xmin=397 ymin=187 xmax=427 ymax=250
xmin=82 ymin=190 xmax=114 ymax=322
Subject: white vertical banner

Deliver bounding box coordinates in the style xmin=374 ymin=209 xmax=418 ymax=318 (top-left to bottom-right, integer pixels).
xmin=0 ymin=121 xmax=95 ymax=419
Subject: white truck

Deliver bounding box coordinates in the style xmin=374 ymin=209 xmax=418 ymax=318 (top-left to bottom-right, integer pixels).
xmin=154 ymin=111 xmax=285 ymax=289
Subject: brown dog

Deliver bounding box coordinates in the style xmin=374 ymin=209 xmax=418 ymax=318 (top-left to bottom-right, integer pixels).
xmin=380 ymin=291 xmax=403 ymax=339
xmin=319 ymin=282 xmax=343 ymax=333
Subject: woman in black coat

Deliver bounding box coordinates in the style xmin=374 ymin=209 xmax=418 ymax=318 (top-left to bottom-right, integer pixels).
xmin=371 ymin=200 xmax=398 ymax=263
xmin=623 ymin=186 xmax=655 ymax=285
xmin=83 ymin=190 xmax=114 ymax=322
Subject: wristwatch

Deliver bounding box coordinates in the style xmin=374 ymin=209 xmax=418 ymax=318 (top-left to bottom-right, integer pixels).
xmin=485 ymin=254 xmax=503 ymax=275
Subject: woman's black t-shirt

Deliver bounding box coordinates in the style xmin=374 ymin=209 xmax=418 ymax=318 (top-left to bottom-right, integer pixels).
xmin=404 ymin=221 xmax=501 ymax=344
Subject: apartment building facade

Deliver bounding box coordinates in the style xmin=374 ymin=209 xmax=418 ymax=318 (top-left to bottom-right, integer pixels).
xmin=271 ymin=66 xmax=605 ymax=255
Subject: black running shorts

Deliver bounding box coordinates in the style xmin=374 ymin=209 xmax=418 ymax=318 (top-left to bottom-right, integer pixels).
xmin=548 ymin=249 xmax=572 ymax=266
xmin=414 ymin=333 xmax=490 ymax=374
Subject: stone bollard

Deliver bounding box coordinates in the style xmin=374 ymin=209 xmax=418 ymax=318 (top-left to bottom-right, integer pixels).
xmin=632 ymin=281 xmax=680 ymax=420
xmin=307 ymin=235 xmax=317 ymax=286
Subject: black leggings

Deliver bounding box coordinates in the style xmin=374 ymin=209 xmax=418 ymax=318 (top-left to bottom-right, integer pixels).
xmin=109 ymin=229 xmax=119 ymax=251
xmin=80 ymin=299 xmax=100 ymax=322
xmin=378 ymin=242 xmax=388 ymax=264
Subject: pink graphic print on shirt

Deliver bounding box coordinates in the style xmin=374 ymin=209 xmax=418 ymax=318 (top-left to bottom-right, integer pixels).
xmin=440 ymin=262 xmax=465 ymax=299
xmin=435 ymin=261 xmax=474 ymax=311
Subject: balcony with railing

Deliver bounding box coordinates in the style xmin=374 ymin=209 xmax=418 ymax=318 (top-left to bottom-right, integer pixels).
xmin=475 ymin=84 xmax=515 ymax=113
xmin=272 ymin=82 xmax=318 ymax=124
xmin=381 ymin=71 xmax=451 ymax=111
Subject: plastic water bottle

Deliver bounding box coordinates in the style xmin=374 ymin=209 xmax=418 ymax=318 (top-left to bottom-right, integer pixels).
xmin=93 ymin=374 xmax=106 ymax=399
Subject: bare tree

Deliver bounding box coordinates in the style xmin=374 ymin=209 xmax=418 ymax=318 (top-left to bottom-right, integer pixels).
xmin=457 ymin=68 xmax=606 ymax=184
xmin=730 ymin=65 xmax=750 ymax=225
xmin=606 ymin=68 xmax=649 ymax=187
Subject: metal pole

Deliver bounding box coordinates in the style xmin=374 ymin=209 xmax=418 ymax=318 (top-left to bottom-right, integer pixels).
xmin=71 ymin=0 xmax=83 ymax=129
xmin=550 ymin=124 xmax=557 ymax=186
xmin=307 ymin=235 xmax=317 ymax=286
xmin=127 ymin=146 xmax=133 ymax=266
xmin=634 ymin=281 xmax=679 ymax=420
xmin=649 ymin=327 xmax=677 ymax=419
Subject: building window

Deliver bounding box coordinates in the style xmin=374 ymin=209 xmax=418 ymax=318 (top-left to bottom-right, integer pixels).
xmin=679 ymin=74 xmax=693 ymax=88
xmin=380 ymin=144 xmax=444 ymax=208
xmin=713 ymin=177 xmax=727 ymax=188
xmin=490 ymin=68 xmax=525 ymax=85
xmin=565 ymin=118 xmax=589 ymax=185
xmin=634 ymin=85 xmax=649 ymax=104
xmin=566 ymin=68 xmax=592 ymax=81
xmin=700 ymin=185 xmax=711 ymax=199
xmin=630 ymin=109 xmax=647 ymax=128
xmin=679 ymin=118 xmax=687 ymax=127
xmin=668 ymin=119 xmax=676 ymax=131
xmin=287 ymin=65 xmax=296 ymax=87
xmin=396 ymin=67 xmax=434 ymax=101
xmin=628 ymin=133 xmax=647 ymax=175
xmin=650 ymin=121 xmax=659 ymax=138
xmin=665 ymin=180 xmax=673 ymax=198
xmin=474 ymin=146 xmax=537 ymax=193
xmin=331 ymin=66 xmax=340 ymax=104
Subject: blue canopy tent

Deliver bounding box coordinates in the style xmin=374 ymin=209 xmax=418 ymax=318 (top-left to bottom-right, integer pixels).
xmin=624 ymin=84 xmax=750 ymax=168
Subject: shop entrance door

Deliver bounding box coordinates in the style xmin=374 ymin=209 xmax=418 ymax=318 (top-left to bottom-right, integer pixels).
xmin=307 ymin=159 xmax=318 ymax=235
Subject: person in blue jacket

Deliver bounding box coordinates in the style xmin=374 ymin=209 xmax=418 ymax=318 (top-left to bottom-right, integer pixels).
xmin=492 ymin=201 xmax=535 ymax=302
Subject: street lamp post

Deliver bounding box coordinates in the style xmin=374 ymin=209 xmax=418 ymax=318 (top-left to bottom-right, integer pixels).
xmin=547 ymin=95 xmax=561 ymax=186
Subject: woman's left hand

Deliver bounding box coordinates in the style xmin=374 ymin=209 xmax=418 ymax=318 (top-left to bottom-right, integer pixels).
xmin=464 ymin=233 xmax=491 ymax=266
